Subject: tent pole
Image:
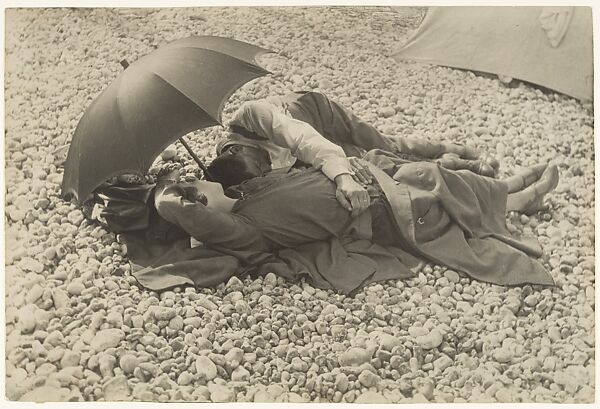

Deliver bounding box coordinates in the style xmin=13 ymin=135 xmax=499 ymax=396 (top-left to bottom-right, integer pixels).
xmin=178 ymin=136 xmax=212 ymax=180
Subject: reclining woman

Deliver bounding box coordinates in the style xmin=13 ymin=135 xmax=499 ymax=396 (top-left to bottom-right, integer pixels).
xmin=145 ymin=149 xmax=559 ymax=294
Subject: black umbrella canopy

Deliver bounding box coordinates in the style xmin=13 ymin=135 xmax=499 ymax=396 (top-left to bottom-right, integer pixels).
xmin=61 ymin=36 xmax=273 ymax=203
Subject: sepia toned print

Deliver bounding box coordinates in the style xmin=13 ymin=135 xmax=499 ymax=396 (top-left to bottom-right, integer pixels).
xmin=4 ymin=6 xmax=594 ymax=404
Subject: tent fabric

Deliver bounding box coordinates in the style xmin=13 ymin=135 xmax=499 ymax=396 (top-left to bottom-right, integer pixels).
xmin=391 ymin=6 xmax=593 ymax=101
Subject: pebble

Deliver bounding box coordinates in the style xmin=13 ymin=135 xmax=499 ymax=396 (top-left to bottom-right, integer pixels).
xmin=196 ymin=337 xmax=213 ymax=351
xmin=290 ymin=74 xmax=305 ymax=86
xmin=418 ymin=379 xmax=435 ymax=400
xmin=355 ymin=391 xmax=391 ymax=404
xmin=67 ymin=210 xmax=84 ymax=226
xmin=11 ymin=367 xmax=28 ymax=383
xmin=47 ymin=348 xmax=65 ymax=363
xmin=231 ymin=366 xmax=250 ymax=381
xmin=90 ymin=329 xmax=125 ymax=352
xmin=208 ymin=353 xmax=226 ymax=367
xmin=379 ymin=107 xmax=396 ymax=118
xmin=196 ymin=297 xmax=217 ymax=311
xmin=208 ymin=383 xmax=234 ymax=403
xmin=8 ymin=208 xmax=26 ymax=222
xmin=338 ymin=347 xmax=372 ymax=366
xmin=358 ymin=369 xmax=380 ymax=387
xmin=291 ymin=357 xmax=309 ymax=372
xmin=416 ymin=329 xmax=443 ymax=350
xmin=370 ymin=331 xmax=402 ymax=351
xmin=160 ymin=145 xmax=178 ymax=160
xmin=177 ymin=371 xmax=194 ymax=386
xmin=132 ymin=383 xmax=154 ymax=400
xmin=45 ymin=330 xmax=64 ymax=347
xmin=19 ymin=385 xmax=69 ymax=402
xmin=267 ymin=384 xmax=285 ymax=398
xmin=97 ymin=353 xmax=115 ymax=376
xmin=548 ymin=327 xmax=562 ymax=342
xmin=156 ymin=346 xmax=173 ymax=360
xmin=51 ymin=289 xmax=70 ymax=309
xmin=493 ymin=348 xmax=513 ymax=363
xmin=36 ymin=362 xmax=57 ymax=376
xmin=66 ymin=280 xmax=85 ymax=296
xmin=59 ymin=350 xmax=80 ymax=368
xmin=224 ymin=347 xmax=244 ymax=367
xmin=21 ymin=259 xmax=44 ymax=274
xmin=19 ymin=311 xmax=37 ymax=333
xmin=153 ymin=307 xmax=176 ymax=321
xmin=183 ymin=317 xmax=202 ymax=329
xmin=131 ymin=315 xmax=144 ymax=328
xmin=234 ymin=299 xmax=251 ymax=315
xmin=334 ymin=373 xmax=349 ymax=393
xmin=195 ymin=356 xmax=217 ymax=381
xmin=433 ymin=354 xmax=453 ymax=371
xmin=408 ymin=326 xmax=429 ymax=337
xmin=106 ymin=311 xmax=124 ymax=327
xmin=524 ymin=294 xmax=539 ymax=307
xmin=495 ymin=389 xmax=513 ymax=402
xmin=168 ymin=316 xmax=184 ymax=331
xmin=444 ymin=270 xmax=460 ymax=283
xmin=318 ymin=78 xmax=334 ymax=89
xmin=225 ymin=276 xmax=244 ymax=291
xmin=103 ymin=375 xmax=131 ymax=401
xmin=119 ymin=354 xmax=138 ymax=374
xmin=263 ymin=273 xmax=277 ymax=286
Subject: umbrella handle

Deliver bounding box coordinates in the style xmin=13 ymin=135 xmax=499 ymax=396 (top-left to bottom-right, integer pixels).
xmin=178 ymin=136 xmax=212 ymax=180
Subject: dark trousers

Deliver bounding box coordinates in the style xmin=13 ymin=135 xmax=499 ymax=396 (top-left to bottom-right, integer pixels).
xmin=283 ymin=91 xmax=448 ymax=159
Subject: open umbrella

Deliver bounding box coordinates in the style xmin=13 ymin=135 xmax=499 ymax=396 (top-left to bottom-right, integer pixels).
xmin=61 ymin=35 xmax=274 ymax=203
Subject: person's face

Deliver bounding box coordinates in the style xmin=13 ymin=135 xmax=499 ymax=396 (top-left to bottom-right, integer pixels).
xmin=226 ymin=145 xmax=272 ymax=177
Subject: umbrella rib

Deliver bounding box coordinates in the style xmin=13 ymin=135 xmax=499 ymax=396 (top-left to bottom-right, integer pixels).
xmin=147 ymin=71 xmax=222 ymax=125
xmin=147 ymin=40 xmax=277 ymax=67
xmin=162 ymin=49 xmax=271 ymax=124
xmin=122 ymin=72 xmax=222 ymax=172
xmin=113 ymin=82 xmax=164 ymax=174
xmin=152 ymin=44 xmax=275 ymax=68
xmin=113 ymin=91 xmax=138 ymax=166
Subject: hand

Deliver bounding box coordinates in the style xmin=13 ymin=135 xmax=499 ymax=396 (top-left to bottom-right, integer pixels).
xmin=348 ymin=157 xmax=372 ymax=185
xmin=440 ymin=142 xmax=481 ymax=160
xmin=178 ymin=182 xmax=208 ymax=205
xmin=156 ymin=167 xmax=181 ymax=188
xmin=334 ymin=173 xmax=370 ymax=217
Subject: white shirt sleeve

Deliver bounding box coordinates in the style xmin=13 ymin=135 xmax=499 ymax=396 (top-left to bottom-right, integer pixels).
xmin=230 ymin=100 xmax=353 ymax=181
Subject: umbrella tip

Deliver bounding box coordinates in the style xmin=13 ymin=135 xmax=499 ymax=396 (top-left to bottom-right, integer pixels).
xmin=120 ymin=59 xmax=130 ymax=69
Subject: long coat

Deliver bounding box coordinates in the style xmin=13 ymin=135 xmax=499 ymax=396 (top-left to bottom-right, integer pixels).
xmin=127 ymin=150 xmax=553 ymax=295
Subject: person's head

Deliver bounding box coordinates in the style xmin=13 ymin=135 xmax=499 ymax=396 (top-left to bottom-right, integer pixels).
xmin=207 ymin=143 xmax=271 ymax=189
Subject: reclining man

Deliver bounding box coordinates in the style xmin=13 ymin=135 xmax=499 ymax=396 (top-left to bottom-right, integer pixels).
xmin=206 ymin=91 xmax=499 ymax=216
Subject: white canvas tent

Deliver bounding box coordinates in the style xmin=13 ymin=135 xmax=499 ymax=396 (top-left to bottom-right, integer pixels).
xmin=392 ymin=7 xmax=593 ymax=101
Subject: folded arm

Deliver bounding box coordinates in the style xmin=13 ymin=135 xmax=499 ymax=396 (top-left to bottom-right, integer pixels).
xmin=154 ymin=184 xmax=260 ymax=249
xmin=232 ymin=100 xmax=370 ymax=215
xmin=231 ymin=100 xmax=353 ymax=181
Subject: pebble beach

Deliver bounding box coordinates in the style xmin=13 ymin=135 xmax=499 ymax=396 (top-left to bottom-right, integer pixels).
xmin=4 ymin=7 xmax=595 ymax=403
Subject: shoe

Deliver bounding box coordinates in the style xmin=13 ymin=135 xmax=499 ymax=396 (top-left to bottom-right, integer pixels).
xmin=481 ymin=154 xmax=500 ymax=173
xmin=513 ymin=163 xmax=548 ymax=191
xmin=519 ymin=194 xmax=548 ymax=216
xmin=519 ymin=165 xmax=559 ymax=215
xmin=461 ymin=158 xmax=496 ymax=177
xmin=438 ymin=154 xmax=496 ymax=177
